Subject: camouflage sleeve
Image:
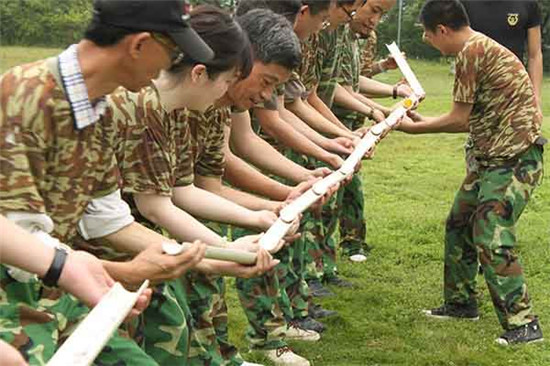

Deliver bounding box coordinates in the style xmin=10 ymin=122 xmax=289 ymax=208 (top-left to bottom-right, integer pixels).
xmin=109 ymin=90 xmax=174 ymax=196
xmin=173 ymin=109 xmax=196 ymax=187
xmin=195 ymin=108 xmax=227 ymax=178
xmin=339 ymin=31 xmax=354 ymax=86
xmin=453 ymin=43 xmax=480 ymax=105
xmin=0 ymin=67 xmax=48 ymax=214
xmin=359 ymin=31 xmax=377 ymax=77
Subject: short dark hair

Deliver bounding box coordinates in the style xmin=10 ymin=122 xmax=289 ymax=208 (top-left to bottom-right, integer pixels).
xmin=419 ymin=0 xmax=470 ymax=32
xmin=237 ymin=9 xmax=302 ymax=70
xmin=84 ymin=21 xmax=142 ymax=46
xmin=170 ymin=5 xmax=252 ymax=79
xmin=302 ymin=0 xmax=332 ymax=15
xmin=236 ymin=0 xmax=302 ymax=25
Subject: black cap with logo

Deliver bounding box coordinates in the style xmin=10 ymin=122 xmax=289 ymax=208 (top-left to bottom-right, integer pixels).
xmin=93 ymin=0 xmax=214 ymax=62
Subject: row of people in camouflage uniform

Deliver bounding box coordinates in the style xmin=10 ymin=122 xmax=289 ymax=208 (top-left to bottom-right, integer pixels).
xmin=1 ymin=0 xmax=545 ymax=365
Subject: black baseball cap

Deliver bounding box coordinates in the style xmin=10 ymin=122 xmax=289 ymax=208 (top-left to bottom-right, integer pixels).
xmin=93 ymin=0 xmax=214 ymax=62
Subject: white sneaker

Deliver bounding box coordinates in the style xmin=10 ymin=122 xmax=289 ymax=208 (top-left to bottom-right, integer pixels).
xmin=241 ymin=362 xmax=264 ymax=366
xmin=349 ymin=254 xmax=367 ymax=262
xmin=260 ymin=346 xmax=310 ymax=366
xmin=285 ymin=323 xmax=321 ymax=342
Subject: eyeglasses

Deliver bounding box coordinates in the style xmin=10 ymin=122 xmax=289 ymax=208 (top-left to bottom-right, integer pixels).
xmin=151 ymin=32 xmax=184 ymax=66
xmin=341 ymin=7 xmax=356 ymax=23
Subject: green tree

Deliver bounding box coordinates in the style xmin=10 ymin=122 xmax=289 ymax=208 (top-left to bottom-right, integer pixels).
xmin=0 ymin=0 xmax=92 ymax=47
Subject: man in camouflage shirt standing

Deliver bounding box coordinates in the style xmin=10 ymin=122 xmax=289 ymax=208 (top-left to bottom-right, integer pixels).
xmin=400 ymin=0 xmax=544 ymax=345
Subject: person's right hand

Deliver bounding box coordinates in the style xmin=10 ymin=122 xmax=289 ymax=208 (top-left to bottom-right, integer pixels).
xmin=304 ymin=167 xmax=332 ymax=181
xmin=325 ymin=153 xmax=344 ymax=170
xmin=326 ymin=137 xmax=354 ymax=155
xmin=253 ymin=210 xmax=278 ymax=231
xmin=396 ymin=116 xmax=417 ymax=133
xmin=232 ymin=248 xmax=279 ymax=278
xmin=0 ymin=340 xmax=27 ymax=366
xmin=58 ymin=250 xmax=115 ymax=308
xmin=232 ymin=234 xmax=261 ymax=253
xmin=126 ymin=240 xmax=207 ymax=285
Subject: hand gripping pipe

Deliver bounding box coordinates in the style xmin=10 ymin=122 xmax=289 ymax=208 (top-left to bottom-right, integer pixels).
xmin=47 ymin=281 xmax=150 ymax=366
xmin=259 ymin=44 xmax=424 ymax=253
xmin=162 ymin=241 xmax=257 ymax=265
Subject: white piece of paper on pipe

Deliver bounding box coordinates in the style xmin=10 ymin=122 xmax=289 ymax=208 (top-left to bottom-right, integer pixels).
xmin=386 ymin=42 xmax=425 ymax=98
xmin=47 ymin=281 xmax=149 ymax=366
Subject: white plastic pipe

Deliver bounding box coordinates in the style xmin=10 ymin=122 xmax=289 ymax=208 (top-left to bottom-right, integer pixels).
xmin=386 ymin=42 xmax=425 ymax=98
xmin=259 ymin=218 xmax=294 ymax=252
xmin=162 ymin=241 xmax=257 ymax=265
xmin=312 ymin=171 xmax=348 ymax=195
xmin=47 ymin=281 xmax=150 ymax=366
xmin=279 ymin=189 xmax=321 ymax=223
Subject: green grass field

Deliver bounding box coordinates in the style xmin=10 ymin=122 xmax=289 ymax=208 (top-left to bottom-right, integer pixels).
xmin=1 ymin=46 xmax=549 ymax=366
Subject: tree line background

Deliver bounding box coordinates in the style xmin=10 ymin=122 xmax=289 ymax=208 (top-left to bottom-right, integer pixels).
xmin=0 ymin=0 xmax=548 ymax=72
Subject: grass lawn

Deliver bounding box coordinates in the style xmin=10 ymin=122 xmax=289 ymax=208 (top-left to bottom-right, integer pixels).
xmin=1 ymin=47 xmax=549 ymax=366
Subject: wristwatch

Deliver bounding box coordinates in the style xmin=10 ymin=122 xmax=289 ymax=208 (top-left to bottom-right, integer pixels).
xmin=41 ymin=247 xmax=68 ymax=287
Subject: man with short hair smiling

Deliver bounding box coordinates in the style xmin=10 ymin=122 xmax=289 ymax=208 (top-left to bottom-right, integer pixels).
xmin=399 ymin=0 xmax=545 ymax=346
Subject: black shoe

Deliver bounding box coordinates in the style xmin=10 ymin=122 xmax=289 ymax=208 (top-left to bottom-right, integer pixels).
xmin=291 ymin=317 xmax=326 ymax=333
xmin=422 ymin=303 xmax=479 ymax=321
xmin=496 ymin=318 xmax=544 ymax=346
xmin=308 ymin=280 xmax=335 ymax=297
xmin=324 ymin=276 xmax=354 ymax=288
xmin=309 ymin=304 xmax=338 ymax=319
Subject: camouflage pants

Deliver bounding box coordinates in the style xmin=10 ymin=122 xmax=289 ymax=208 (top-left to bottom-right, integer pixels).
xmin=319 ymin=193 xmax=339 ymax=279
xmin=232 ymin=226 xmax=288 ymax=350
xmin=444 ymin=144 xmax=543 ymax=330
xmin=183 ymin=271 xmax=242 ymax=366
xmin=283 ymin=150 xmax=327 ymax=282
xmin=334 ymin=107 xmax=368 ymax=257
xmin=0 ymin=266 xmax=157 ymax=366
xmin=184 ymin=220 xmax=242 ymax=366
xmin=138 ymin=280 xmax=191 ymax=365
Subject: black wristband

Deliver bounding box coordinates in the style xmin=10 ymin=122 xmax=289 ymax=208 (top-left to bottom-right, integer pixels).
xmin=42 ymin=247 xmax=68 ymax=287
xmin=392 ymin=85 xmax=398 ymax=99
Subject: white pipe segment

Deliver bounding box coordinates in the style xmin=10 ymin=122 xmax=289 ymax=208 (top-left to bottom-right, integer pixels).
xmin=312 ymin=171 xmax=348 ymax=195
xmin=386 ymin=42 xmax=426 ymax=98
xmin=259 ymin=218 xmax=294 ymax=252
xmin=47 ymin=281 xmax=150 ymax=366
xmin=163 ymin=241 xmax=257 ymax=265
xmin=279 ymin=189 xmax=321 ymax=223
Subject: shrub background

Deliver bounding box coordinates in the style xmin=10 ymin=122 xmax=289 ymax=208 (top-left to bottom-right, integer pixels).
xmin=0 ymin=0 xmax=548 ymax=71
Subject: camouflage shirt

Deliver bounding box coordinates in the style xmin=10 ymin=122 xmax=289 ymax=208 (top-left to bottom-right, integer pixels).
xmin=0 ymin=59 xmax=118 ymax=244
xmin=110 ymin=86 xmax=227 ymax=198
xmin=339 ymin=26 xmax=360 ymax=93
xmin=359 ymin=30 xmax=377 ymax=77
xmin=299 ymin=34 xmax=321 ymax=94
xmin=316 ymin=24 xmax=347 ymax=107
xmin=180 ymin=106 xmax=228 ymax=181
xmin=454 ymin=32 xmax=542 ymax=163
xmin=108 ymin=86 xmax=191 ymax=198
